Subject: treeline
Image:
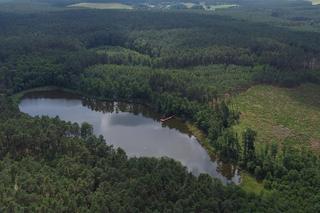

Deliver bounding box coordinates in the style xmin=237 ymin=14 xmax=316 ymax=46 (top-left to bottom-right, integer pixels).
xmin=0 ymin=9 xmax=319 ymax=98
xmin=78 ymin=65 xmax=238 ymax=142
xmin=1 ymin=54 xmax=254 ymax=100
xmin=1 ymin=9 xmax=320 ymax=73
xmin=252 ymin=65 xmax=320 ymax=87
xmin=1 ymin=56 xmax=241 ymax=160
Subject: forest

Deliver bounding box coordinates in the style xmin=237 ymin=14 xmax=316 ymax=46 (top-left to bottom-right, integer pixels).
xmin=1 ymin=0 xmax=320 ymax=211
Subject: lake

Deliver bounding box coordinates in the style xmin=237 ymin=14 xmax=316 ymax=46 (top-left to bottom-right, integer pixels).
xmin=19 ymin=90 xmax=240 ymax=184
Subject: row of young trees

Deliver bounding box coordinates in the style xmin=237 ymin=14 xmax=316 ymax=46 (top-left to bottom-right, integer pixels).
xmin=213 ymin=128 xmax=256 ymax=164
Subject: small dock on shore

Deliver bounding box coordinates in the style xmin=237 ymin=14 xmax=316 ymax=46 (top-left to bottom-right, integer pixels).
xmin=160 ymin=115 xmax=175 ymax=122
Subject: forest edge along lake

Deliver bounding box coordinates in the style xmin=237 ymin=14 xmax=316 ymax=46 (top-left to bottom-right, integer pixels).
xmin=18 ymin=89 xmax=240 ymax=184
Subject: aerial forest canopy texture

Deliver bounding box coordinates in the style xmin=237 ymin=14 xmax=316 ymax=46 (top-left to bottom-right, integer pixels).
xmin=1 ymin=0 xmax=320 ymax=212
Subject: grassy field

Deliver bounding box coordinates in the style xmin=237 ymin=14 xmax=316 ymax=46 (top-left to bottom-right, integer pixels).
xmin=68 ymin=3 xmax=133 ymax=10
xmin=231 ymin=84 xmax=320 ymax=151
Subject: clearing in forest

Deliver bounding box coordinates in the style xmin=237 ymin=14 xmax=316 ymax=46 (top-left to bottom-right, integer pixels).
xmin=68 ymin=3 xmax=133 ymax=10
xmin=311 ymin=0 xmax=320 ymax=5
xmin=204 ymin=4 xmax=239 ymax=11
xmin=232 ymin=84 xmax=320 ymax=151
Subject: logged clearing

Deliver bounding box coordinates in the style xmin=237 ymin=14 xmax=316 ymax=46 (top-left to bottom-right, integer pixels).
xmin=204 ymin=4 xmax=239 ymax=11
xmin=232 ymin=84 xmax=320 ymax=151
xmin=182 ymin=3 xmax=196 ymax=8
xmin=68 ymin=3 xmax=133 ymax=10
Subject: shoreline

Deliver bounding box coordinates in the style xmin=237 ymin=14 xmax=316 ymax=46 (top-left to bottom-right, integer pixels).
xmin=14 ymin=86 xmax=242 ymax=184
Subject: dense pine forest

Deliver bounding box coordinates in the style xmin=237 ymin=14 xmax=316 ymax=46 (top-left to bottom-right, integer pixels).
xmin=1 ymin=0 xmax=320 ymax=211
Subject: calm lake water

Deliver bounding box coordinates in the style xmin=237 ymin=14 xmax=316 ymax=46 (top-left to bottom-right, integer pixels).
xmin=19 ymin=90 xmax=240 ymax=184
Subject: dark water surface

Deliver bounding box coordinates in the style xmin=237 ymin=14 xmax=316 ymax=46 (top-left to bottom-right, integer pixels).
xmin=19 ymin=90 xmax=240 ymax=184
